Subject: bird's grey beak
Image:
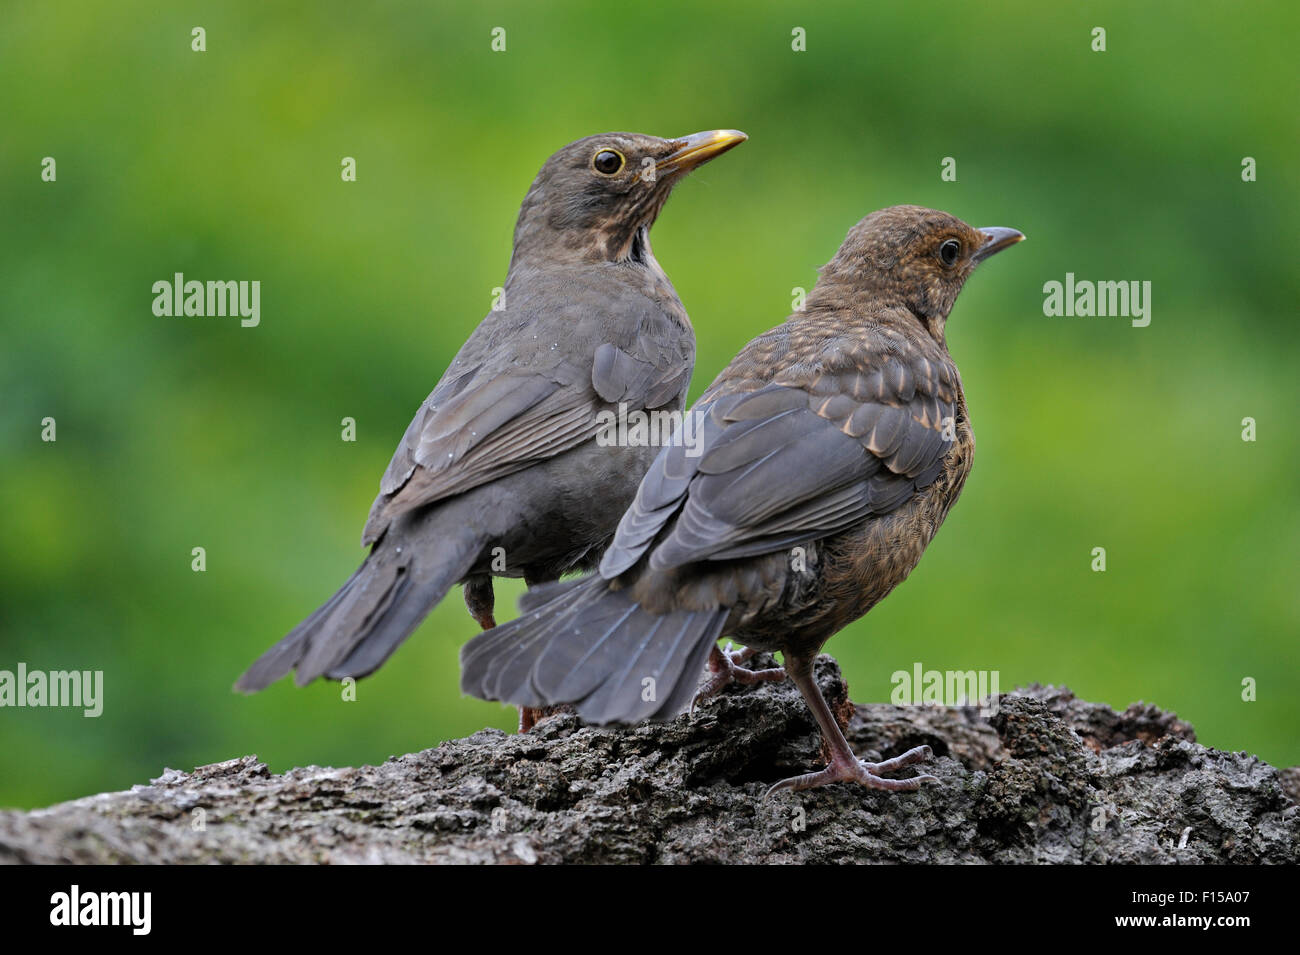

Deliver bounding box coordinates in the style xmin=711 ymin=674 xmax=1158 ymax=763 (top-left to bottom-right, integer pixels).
xmin=656 ymin=129 xmax=748 ymax=176
xmin=972 ymin=227 xmax=1025 ymax=262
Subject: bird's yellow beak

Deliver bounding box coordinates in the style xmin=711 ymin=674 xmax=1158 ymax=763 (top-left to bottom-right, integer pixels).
xmin=657 ymin=129 xmax=748 ymax=175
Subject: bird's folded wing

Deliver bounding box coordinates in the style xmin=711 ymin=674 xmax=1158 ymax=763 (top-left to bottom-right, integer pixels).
xmin=361 ymin=307 xmax=693 ymax=547
xmin=600 ymin=345 xmax=959 ymax=576
xmin=592 ymin=338 xmax=692 ymax=410
xmin=361 ymin=366 xmax=598 ymax=545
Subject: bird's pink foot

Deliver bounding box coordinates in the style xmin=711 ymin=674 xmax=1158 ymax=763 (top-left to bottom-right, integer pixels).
xmin=693 ymin=643 xmax=786 ymax=712
xmin=764 ymin=744 xmax=938 ymax=798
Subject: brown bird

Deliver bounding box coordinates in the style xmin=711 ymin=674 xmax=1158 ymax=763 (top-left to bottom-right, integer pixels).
xmin=236 ymin=130 xmax=747 ymax=715
xmin=460 ymin=205 xmax=1023 ymax=794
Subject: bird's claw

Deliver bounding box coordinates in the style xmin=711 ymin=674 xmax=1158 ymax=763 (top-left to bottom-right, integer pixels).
xmin=692 ymin=643 xmax=786 ymax=714
xmin=763 ymin=744 xmax=939 ymax=798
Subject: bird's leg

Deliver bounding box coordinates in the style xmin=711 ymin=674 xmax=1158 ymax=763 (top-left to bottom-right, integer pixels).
xmin=515 ymin=570 xmax=550 ymax=733
xmin=693 ymin=641 xmax=786 ymax=712
xmin=764 ymin=653 xmax=938 ymax=798
xmin=465 ymin=574 xmax=538 ymax=732
xmin=463 ymin=574 xmax=497 ymax=630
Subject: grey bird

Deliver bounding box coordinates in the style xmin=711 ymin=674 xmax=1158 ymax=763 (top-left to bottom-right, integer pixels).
xmin=236 ymin=129 xmax=747 ymax=705
xmin=460 ymin=205 xmax=1023 ymax=794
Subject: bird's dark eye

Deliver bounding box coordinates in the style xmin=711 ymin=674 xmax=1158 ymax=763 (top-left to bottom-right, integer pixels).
xmin=938 ymin=239 xmax=961 ymax=267
xmin=592 ymin=149 xmax=625 ymax=175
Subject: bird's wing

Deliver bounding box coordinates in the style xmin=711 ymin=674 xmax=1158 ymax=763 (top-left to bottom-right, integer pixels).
xmin=599 ymin=326 xmax=959 ymax=576
xmin=591 ymin=332 xmax=693 ymax=411
xmin=362 ymin=279 xmax=693 ymax=546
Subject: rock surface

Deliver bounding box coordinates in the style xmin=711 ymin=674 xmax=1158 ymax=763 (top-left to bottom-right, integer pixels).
xmin=1 ymin=657 xmax=1294 ymax=864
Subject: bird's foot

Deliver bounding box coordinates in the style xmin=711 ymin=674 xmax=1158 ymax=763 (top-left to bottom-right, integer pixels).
xmin=763 ymin=745 xmax=938 ymax=798
xmin=692 ymin=643 xmax=786 ymax=713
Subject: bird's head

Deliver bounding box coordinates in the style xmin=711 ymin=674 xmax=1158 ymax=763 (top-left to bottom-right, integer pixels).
xmin=814 ymin=205 xmax=1024 ymax=342
xmin=511 ymin=130 xmax=747 ymax=268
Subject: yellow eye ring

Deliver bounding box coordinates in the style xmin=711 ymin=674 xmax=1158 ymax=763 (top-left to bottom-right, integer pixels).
xmin=592 ymin=149 xmax=625 ymax=176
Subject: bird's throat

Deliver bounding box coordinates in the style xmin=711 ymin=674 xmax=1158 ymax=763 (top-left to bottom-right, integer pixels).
xmin=627 ymin=226 xmax=650 ymax=265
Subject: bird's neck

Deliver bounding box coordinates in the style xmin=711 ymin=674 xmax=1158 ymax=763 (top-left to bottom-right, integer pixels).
xmin=509 ymin=224 xmax=657 ymax=271
xmin=807 ymin=284 xmax=949 ymax=347
xmin=504 ymin=247 xmax=682 ymax=315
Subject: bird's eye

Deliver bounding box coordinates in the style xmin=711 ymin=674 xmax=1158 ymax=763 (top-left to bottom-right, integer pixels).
xmin=592 ymin=149 xmax=625 ymax=176
xmin=938 ymin=239 xmax=961 ymax=267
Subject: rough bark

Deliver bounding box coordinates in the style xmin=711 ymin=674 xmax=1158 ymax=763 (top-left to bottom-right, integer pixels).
xmin=1 ymin=656 xmax=1295 ymax=864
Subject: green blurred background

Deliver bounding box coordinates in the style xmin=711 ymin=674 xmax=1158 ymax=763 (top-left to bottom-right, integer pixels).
xmin=2 ymin=1 xmax=1296 ymax=809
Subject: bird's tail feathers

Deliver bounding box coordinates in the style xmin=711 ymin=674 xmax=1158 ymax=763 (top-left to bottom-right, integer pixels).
xmin=517 ymin=574 xmax=590 ymax=613
xmin=235 ymin=530 xmax=480 ymax=692
xmin=460 ymin=576 xmax=725 ymax=725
